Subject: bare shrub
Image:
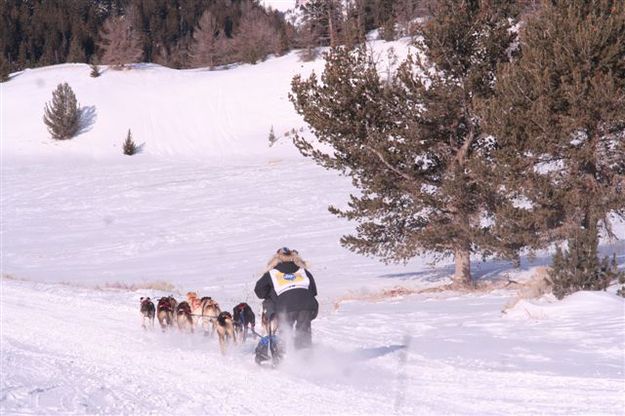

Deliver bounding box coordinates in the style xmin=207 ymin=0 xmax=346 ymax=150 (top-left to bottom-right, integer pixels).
xmin=98 ymin=8 xmax=143 ymax=69
xmin=232 ymin=6 xmax=281 ymax=64
xmin=98 ymin=280 xmax=177 ymax=292
xmin=189 ymin=10 xmax=227 ymax=68
xmin=502 ymin=267 xmax=552 ymax=312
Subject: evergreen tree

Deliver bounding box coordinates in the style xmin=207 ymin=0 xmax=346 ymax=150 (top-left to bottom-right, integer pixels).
xmin=90 ymin=62 xmax=101 ymax=78
xmin=123 ymin=129 xmax=138 ymax=155
xmin=482 ymin=0 xmax=625 ymax=295
xmin=43 ymin=82 xmax=81 ymax=140
xmin=268 ymin=126 xmax=277 ymax=147
xmin=290 ymin=1 xmax=518 ymax=284
xmin=549 ymin=228 xmax=622 ymax=299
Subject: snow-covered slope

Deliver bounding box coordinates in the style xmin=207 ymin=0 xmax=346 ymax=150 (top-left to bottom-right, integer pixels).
xmin=2 ymin=278 xmax=623 ymax=415
xmin=1 ymin=38 xmax=415 ymax=163
xmin=2 ymin=58 xmax=312 ymax=162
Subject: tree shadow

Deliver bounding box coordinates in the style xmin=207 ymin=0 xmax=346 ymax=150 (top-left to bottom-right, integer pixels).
xmin=376 ymin=238 xmax=625 ymax=283
xmin=77 ymin=105 xmax=97 ymax=135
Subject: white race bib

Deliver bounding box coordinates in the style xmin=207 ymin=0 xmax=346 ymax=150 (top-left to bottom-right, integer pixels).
xmin=269 ymin=268 xmax=310 ymax=295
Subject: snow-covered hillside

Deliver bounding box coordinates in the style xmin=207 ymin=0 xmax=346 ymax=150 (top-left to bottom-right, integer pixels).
xmin=2 ymin=278 xmax=623 ymax=415
xmin=2 ymin=57 xmax=313 ymax=162
xmin=2 ymin=41 xmax=624 ymax=415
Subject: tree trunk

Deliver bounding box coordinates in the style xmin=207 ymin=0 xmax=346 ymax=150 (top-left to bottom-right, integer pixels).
xmin=327 ymin=3 xmax=336 ymax=48
xmin=454 ymin=247 xmax=471 ymax=285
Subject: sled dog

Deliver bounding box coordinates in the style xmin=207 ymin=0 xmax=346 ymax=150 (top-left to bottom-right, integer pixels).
xmin=176 ymin=301 xmax=194 ymax=333
xmin=156 ymin=296 xmax=175 ymax=330
xmin=215 ymin=311 xmax=236 ymax=354
xmin=140 ymin=297 xmax=155 ymax=329
xmin=233 ymin=302 xmax=255 ymax=342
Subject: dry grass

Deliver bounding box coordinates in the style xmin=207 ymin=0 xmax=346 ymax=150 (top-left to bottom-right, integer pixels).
xmin=96 ymin=280 xmax=177 ymax=293
xmin=1 ymin=273 xmax=25 ymax=281
xmin=2 ymin=273 xmax=179 ymax=294
xmin=333 ymin=285 xmax=432 ymax=311
xmin=502 ymin=267 xmax=552 ymax=312
xmin=332 ymin=269 xmax=553 ymax=311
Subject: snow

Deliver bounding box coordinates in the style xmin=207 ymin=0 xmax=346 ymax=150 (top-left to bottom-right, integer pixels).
xmin=262 ymin=0 xmax=297 ymax=13
xmin=2 ymin=40 xmax=625 ymax=415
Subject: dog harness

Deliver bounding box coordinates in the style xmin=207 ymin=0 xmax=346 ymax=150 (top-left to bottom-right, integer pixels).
xmin=269 ymin=268 xmax=310 ymax=295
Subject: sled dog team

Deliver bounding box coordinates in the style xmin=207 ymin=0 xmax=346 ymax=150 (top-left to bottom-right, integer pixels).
xmin=139 ymin=247 xmax=319 ymax=357
xmin=140 ymin=292 xmax=256 ymax=354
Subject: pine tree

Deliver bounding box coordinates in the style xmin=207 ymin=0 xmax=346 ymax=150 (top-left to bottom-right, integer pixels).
xmin=123 ymin=129 xmax=137 ymax=155
xmin=268 ymin=126 xmax=278 ymax=147
xmin=482 ymin=0 xmax=625 ymax=295
xmin=290 ymin=1 xmax=518 ymax=284
xmin=43 ymin=83 xmax=81 ymax=140
xmin=550 ymin=227 xmax=622 ymax=299
xmin=90 ymin=62 xmax=101 ymax=78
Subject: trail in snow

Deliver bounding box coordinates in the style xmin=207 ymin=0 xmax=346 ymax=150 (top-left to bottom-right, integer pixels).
xmin=2 ymin=279 xmax=623 ymax=415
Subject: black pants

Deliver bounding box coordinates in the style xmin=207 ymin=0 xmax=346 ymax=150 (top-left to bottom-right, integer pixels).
xmin=280 ymin=310 xmax=314 ymax=349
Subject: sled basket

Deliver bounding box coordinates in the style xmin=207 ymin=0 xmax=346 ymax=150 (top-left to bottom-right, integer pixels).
xmin=254 ymin=334 xmax=284 ymax=367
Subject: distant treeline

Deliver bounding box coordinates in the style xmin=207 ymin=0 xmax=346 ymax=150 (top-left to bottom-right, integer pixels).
xmin=0 ymin=0 xmax=437 ymax=77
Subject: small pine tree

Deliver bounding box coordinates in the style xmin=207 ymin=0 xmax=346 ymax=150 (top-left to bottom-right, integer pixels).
xmin=549 ymin=227 xmax=624 ymax=299
xmin=268 ymin=126 xmax=277 ymax=147
xmin=123 ymin=129 xmax=137 ymax=155
xmin=43 ymin=83 xmax=81 ymax=140
xmin=90 ymin=63 xmax=100 ymax=78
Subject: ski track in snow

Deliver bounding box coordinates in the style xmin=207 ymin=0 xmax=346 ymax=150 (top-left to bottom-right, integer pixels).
xmin=2 ymin=279 xmax=623 ymax=415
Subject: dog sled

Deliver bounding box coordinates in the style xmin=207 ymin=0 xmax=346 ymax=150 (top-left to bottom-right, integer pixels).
xmin=253 ymin=326 xmax=284 ymax=368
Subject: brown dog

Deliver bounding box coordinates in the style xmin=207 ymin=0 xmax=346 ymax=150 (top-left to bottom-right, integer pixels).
xmin=201 ymin=298 xmax=221 ymax=336
xmin=176 ymin=301 xmax=194 ymax=333
xmin=156 ymin=296 xmax=175 ymax=331
xmin=215 ymin=311 xmax=236 ymax=354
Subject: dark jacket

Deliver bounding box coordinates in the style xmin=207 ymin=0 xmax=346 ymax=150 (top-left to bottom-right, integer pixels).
xmin=254 ymin=261 xmax=318 ymax=314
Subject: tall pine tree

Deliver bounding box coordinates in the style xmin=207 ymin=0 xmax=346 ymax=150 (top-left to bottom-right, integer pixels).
xmin=482 ymin=0 xmax=625 ymax=297
xmin=291 ymin=0 xmax=518 ymax=284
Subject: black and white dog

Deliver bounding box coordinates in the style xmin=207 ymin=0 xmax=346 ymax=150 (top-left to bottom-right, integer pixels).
xmin=139 ymin=297 xmax=155 ymax=329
